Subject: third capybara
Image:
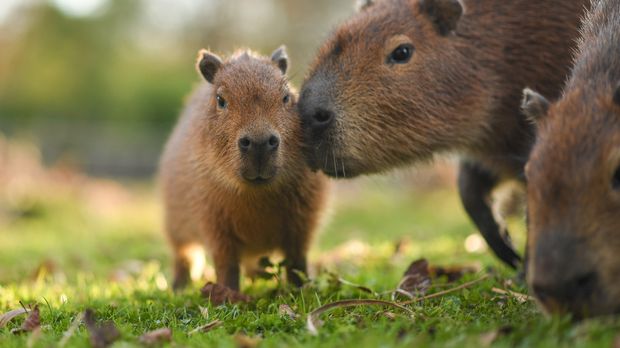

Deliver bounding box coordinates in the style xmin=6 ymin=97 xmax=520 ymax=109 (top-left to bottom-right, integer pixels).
xmin=160 ymin=47 xmax=328 ymax=291
xmin=522 ymin=0 xmax=620 ymax=318
xmin=298 ymin=0 xmax=589 ymax=268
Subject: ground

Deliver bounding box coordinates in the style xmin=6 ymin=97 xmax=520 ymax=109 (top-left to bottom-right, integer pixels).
xmin=1 ymin=160 xmax=620 ymax=347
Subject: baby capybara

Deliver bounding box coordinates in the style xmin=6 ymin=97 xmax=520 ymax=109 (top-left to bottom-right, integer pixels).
xmin=522 ymin=0 xmax=620 ymax=318
xmin=160 ymin=47 xmax=328 ymax=291
xmin=298 ymin=0 xmax=588 ymax=268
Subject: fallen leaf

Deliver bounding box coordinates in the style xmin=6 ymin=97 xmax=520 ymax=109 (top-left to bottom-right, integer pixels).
xmin=83 ymin=309 xmax=121 ymax=348
xmin=429 ymin=265 xmax=478 ymax=282
xmin=139 ymin=328 xmax=172 ymax=346
xmin=188 ymin=320 xmax=222 ymax=335
xmin=234 ymin=333 xmax=262 ymax=348
xmin=200 ymin=282 xmax=251 ymax=305
xmin=0 ymin=308 xmax=28 ymax=328
xmin=307 ymin=299 xmax=413 ymax=335
xmin=395 ymin=259 xmax=431 ymax=299
xmin=11 ymin=305 xmax=40 ymax=335
xmin=278 ymin=304 xmax=298 ymax=320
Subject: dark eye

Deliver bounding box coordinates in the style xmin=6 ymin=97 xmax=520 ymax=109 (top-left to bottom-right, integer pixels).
xmin=388 ymin=44 xmax=414 ymax=64
xmin=216 ymin=95 xmax=227 ymax=109
xmin=283 ymin=94 xmax=290 ymax=104
xmin=613 ymin=167 xmax=620 ymax=190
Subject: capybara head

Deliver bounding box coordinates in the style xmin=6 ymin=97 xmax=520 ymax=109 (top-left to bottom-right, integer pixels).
xmin=523 ymin=82 xmax=620 ymax=317
xmin=298 ymin=0 xmax=488 ymax=177
xmin=196 ymin=47 xmax=301 ymax=188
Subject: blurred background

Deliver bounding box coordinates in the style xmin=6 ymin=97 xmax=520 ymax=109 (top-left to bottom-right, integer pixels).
xmin=0 ymin=0 xmax=524 ymax=286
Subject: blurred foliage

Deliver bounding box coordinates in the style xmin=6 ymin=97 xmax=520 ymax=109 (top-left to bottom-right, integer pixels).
xmin=0 ymin=0 xmax=352 ymax=176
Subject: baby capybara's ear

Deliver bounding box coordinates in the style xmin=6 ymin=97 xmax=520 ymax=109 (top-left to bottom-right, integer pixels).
xmin=355 ymin=0 xmax=374 ymax=11
xmin=613 ymin=82 xmax=620 ymax=106
xmin=418 ymin=0 xmax=463 ymax=35
xmin=270 ymin=46 xmax=288 ymax=75
xmin=197 ymin=49 xmax=223 ymax=84
xmin=521 ymin=88 xmax=550 ymax=123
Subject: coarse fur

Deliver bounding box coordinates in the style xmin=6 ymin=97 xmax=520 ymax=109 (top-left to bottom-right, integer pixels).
xmin=160 ymin=48 xmax=328 ymax=291
xmin=298 ymin=0 xmax=588 ymax=268
xmin=524 ymin=0 xmax=620 ymax=318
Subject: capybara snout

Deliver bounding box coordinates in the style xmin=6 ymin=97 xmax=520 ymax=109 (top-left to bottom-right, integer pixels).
xmin=529 ymin=232 xmax=598 ymax=317
xmin=238 ymin=131 xmax=281 ymax=184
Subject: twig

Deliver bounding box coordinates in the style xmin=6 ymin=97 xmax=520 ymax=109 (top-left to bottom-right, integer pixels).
xmin=398 ymin=274 xmax=491 ymax=305
xmin=307 ymin=299 xmax=413 ymax=335
xmin=491 ymin=287 xmax=534 ymax=303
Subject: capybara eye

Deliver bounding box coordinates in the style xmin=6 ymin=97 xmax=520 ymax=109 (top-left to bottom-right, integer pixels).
xmin=283 ymin=94 xmax=290 ymax=104
xmin=389 ymin=44 xmax=414 ymax=64
xmin=613 ymin=167 xmax=620 ymax=190
xmin=216 ymin=94 xmax=227 ymax=109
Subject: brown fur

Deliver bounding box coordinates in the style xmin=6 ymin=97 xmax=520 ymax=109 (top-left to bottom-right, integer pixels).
xmin=524 ymin=0 xmax=620 ymax=318
xmin=160 ymin=49 xmax=328 ymax=291
xmin=298 ymin=0 xmax=588 ymax=267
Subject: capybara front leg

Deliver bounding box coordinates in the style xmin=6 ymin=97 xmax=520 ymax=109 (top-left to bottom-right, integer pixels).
xmin=213 ymin=249 xmax=240 ymax=291
xmin=458 ymin=160 xmax=522 ymax=269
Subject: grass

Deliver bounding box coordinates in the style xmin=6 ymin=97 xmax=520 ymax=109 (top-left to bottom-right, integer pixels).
xmin=1 ymin=167 xmax=620 ymax=347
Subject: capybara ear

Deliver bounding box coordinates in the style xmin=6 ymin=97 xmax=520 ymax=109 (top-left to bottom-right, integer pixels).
xmin=418 ymin=0 xmax=463 ymax=35
xmin=613 ymin=82 xmax=620 ymax=106
xmin=521 ymin=88 xmax=550 ymax=123
xmin=355 ymin=0 xmax=374 ymax=11
xmin=271 ymin=46 xmax=288 ymax=74
xmin=197 ymin=49 xmax=223 ymax=84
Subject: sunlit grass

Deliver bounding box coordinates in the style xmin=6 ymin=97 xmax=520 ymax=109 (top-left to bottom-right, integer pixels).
xmin=1 ymin=168 xmax=618 ymax=347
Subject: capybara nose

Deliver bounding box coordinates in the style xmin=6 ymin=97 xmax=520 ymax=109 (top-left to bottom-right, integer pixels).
xmin=299 ymin=85 xmax=336 ymax=135
xmin=238 ymin=134 xmax=280 ymax=156
xmin=310 ymin=108 xmax=335 ymax=131
xmin=532 ymin=271 xmax=597 ymax=306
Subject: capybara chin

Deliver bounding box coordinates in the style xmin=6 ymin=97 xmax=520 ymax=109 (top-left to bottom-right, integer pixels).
xmin=159 ymin=47 xmax=328 ymax=291
xmin=523 ymin=0 xmax=620 ymax=318
xmin=298 ymin=0 xmax=588 ymax=268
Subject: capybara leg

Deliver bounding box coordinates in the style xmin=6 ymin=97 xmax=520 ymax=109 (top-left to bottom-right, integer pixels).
xmin=285 ymin=255 xmax=308 ymax=287
xmin=457 ymin=160 xmax=522 ymax=269
xmin=213 ymin=249 xmax=240 ymax=291
xmin=172 ymin=255 xmax=191 ymax=291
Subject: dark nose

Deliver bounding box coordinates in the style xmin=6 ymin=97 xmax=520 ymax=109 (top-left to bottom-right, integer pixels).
xmin=299 ymin=85 xmax=335 ymax=135
xmin=238 ymin=134 xmax=279 ymax=156
xmin=530 ymin=232 xmax=597 ymax=307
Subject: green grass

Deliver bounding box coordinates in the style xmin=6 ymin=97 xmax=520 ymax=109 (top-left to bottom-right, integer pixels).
xmin=1 ymin=174 xmax=619 ymax=347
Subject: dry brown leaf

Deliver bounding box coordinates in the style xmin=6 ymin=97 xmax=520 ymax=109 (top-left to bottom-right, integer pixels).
xmin=11 ymin=305 xmax=40 ymax=335
xmin=200 ymin=282 xmax=251 ymax=305
xmin=188 ymin=319 xmax=222 ymax=335
xmin=398 ymin=274 xmax=491 ymax=305
xmin=396 ymin=259 xmax=431 ymax=299
xmin=83 ymin=309 xmax=121 ymax=348
xmin=429 ymin=265 xmax=478 ymax=282
xmin=234 ymin=334 xmax=262 ymax=348
xmin=139 ymin=328 xmax=172 ymax=346
xmin=0 ymin=308 xmax=28 ymax=328
xmin=307 ymin=299 xmax=414 ymax=335
xmin=278 ymin=304 xmax=298 ymax=320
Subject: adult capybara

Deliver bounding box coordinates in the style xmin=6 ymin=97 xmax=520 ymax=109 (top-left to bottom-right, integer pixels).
xmin=522 ymin=0 xmax=620 ymax=318
xmin=160 ymin=47 xmax=328 ymax=291
xmin=298 ymin=0 xmax=588 ymax=268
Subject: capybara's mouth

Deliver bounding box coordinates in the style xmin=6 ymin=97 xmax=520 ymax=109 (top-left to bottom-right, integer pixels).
xmin=244 ymin=177 xmax=274 ymax=185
